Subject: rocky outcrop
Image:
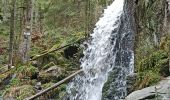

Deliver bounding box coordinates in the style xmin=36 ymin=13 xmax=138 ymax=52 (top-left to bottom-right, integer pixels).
xmin=135 ymin=0 xmax=166 ymax=46
xmin=126 ymin=77 xmax=170 ymax=100
xmin=102 ymin=0 xmax=168 ymax=99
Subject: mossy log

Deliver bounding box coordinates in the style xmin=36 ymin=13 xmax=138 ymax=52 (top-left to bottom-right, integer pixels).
xmin=31 ymin=38 xmax=85 ymax=61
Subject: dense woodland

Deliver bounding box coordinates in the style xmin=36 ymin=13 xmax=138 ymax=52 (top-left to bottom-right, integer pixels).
xmin=0 ymin=0 xmax=170 ymax=100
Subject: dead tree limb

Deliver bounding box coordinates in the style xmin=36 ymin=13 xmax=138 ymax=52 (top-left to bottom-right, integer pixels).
xmin=31 ymin=38 xmax=85 ymax=61
xmin=25 ymin=69 xmax=83 ymax=100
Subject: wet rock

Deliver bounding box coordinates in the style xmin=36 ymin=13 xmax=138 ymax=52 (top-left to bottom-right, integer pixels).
xmin=102 ymin=0 xmax=136 ymax=99
xmin=126 ymin=73 xmax=137 ymax=95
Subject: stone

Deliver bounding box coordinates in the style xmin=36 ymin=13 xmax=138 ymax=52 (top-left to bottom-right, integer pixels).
xmin=126 ymin=73 xmax=137 ymax=95
xmin=125 ymin=76 xmax=170 ymax=100
xmin=38 ymin=66 xmax=66 ymax=83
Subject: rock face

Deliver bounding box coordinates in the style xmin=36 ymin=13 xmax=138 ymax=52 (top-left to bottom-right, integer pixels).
xmin=135 ymin=0 xmax=166 ymax=46
xmin=102 ymin=0 xmax=168 ymax=99
xmin=126 ymin=73 xmax=137 ymax=95
xmin=102 ymin=0 xmax=136 ymax=99
xmin=126 ymin=77 xmax=170 ymax=100
xmin=134 ymin=0 xmax=167 ymax=75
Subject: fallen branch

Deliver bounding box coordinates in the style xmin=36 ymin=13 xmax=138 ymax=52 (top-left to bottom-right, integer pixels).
xmin=25 ymin=69 xmax=83 ymax=100
xmin=31 ymin=38 xmax=85 ymax=61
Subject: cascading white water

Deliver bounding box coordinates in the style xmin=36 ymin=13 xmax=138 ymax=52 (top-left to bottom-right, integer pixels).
xmin=66 ymin=0 xmax=125 ymax=100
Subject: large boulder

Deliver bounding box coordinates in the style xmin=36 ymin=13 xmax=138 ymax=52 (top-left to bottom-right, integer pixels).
xmin=39 ymin=66 xmax=67 ymax=83
xmin=126 ymin=76 xmax=170 ymax=100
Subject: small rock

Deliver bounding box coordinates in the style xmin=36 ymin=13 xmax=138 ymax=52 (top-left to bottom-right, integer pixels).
xmin=35 ymin=82 xmax=42 ymax=91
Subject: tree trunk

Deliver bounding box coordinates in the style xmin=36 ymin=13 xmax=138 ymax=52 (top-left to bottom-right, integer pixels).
xmin=21 ymin=0 xmax=33 ymax=64
xmin=8 ymin=0 xmax=16 ymax=69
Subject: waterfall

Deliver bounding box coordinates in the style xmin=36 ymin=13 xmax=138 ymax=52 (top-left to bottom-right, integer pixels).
xmin=65 ymin=0 xmax=130 ymax=100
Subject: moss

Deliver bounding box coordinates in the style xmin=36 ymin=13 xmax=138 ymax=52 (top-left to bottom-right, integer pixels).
xmin=9 ymin=78 xmax=21 ymax=87
xmin=41 ymin=83 xmax=66 ymax=99
xmin=12 ymin=64 xmax=38 ymax=79
xmin=55 ymin=84 xmax=66 ymax=100
xmin=42 ymin=62 xmax=56 ymax=70
xmin=4 ymin=85 xmax=35 ymax=100
xmin=135 ymin=70 xmax=161 ymax=89
xmin=42 ymin=82 xmax=55 ymax=89
xmin=138 ymin=50 xmax=168 ymax=73
xmin=135 ymin=50 xmax=169 ymax=89
xmin=135 ymin=0 xmax=167 ymax=90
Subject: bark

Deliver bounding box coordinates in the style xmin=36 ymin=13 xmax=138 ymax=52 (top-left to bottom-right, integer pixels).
xmin=21 ymin=0 xmax=33 ymax=64
xmin=8 ymin=0 xmax=16 ymax=68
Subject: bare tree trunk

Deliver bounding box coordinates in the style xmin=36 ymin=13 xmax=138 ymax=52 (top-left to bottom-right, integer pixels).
xmin=8 ymin=0 xmax=16 ymax=69
xmin=21 ymin=0 xmax=33 ymax=64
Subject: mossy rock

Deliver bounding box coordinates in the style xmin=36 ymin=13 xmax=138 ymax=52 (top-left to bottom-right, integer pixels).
xmin=3 ymin=85 xmax=35 ymax=100
xmin=13 ymin=65 xmax=38 ymax=79
xmin=39 ymin=66 xmax=67 ymax=83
